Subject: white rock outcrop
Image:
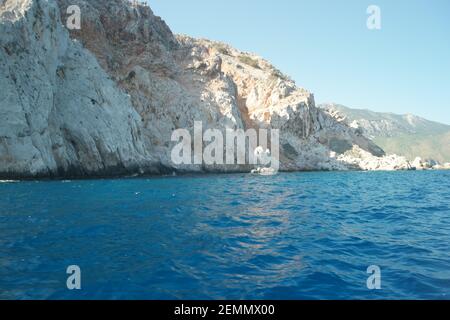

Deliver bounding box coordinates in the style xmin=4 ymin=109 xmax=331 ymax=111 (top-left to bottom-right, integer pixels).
xmin=0 ymin=0 xmax=163 ymax=178
xmin=0 ymin=0 xmax=415 ymax=178
xmin=337 ymin=146 xmax=412 ymax=171
xmin=433 ymin=163 xmax=450 ymax=170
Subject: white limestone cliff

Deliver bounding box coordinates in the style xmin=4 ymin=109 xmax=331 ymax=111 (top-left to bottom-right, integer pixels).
xmin=0 ymin=0 xmax=164 ymax=178
xmin=0 ymin=0 xmax=416 ymax=178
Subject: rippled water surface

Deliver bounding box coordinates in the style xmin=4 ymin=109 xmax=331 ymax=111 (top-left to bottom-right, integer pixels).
xmin=1 ymin=171 xmax=450 ymax=299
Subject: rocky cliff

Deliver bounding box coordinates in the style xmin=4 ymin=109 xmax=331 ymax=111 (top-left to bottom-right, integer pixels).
xmin=320 ymin=103 xmax=450 ymax=164
xmin=0 ymin=0 xmax=162 ymax=178
xmin=0 ymin=0 xmax=414 ymax=178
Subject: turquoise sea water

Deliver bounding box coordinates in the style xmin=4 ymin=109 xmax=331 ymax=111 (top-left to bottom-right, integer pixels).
xmin=1 ymin=171 xmax=450 ymax=300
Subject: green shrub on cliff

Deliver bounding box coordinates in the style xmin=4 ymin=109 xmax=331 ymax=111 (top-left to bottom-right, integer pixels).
xmin=238 ymin=55 xmax=260 ymax=69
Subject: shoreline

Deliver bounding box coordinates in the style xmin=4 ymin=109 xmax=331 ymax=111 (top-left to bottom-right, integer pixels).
xmin=1 ymin=167 xmax=449 ymax=183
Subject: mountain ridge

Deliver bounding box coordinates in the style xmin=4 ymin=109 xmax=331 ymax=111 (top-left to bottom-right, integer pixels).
xmin=319 ymin=103 xmax=450 ymax=163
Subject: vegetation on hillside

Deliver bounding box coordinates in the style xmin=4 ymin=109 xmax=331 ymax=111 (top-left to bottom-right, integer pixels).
xmin=213 ymin=43 xmax=231 ymax=56
xmin=374 ymin=132 xmax=450 ymax=163
xmin=238 ymin=55 xmax=260 ymax=69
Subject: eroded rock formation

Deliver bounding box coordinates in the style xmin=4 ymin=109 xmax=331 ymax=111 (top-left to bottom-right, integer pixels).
xmin=0 ymin=0 xmax=415 ymax=178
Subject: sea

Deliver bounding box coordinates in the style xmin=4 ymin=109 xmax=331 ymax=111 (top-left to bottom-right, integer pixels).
xmin=1 ymin=170 xmax=449 ymax=299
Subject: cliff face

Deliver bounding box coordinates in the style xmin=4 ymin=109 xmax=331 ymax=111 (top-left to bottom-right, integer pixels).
xmin=320 ymin=103 xmax=450 ymax=163
xmin=0 ymin=0 xmax=410 ymax=178
xmin=0 ymin=0 xmax=162 ymax=178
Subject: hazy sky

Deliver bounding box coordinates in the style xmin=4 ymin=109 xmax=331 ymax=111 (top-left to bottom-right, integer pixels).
xmin=149 ymin=0 xmax=450 ymax=124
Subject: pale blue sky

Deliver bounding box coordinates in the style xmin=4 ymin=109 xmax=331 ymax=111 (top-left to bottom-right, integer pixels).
xmin=149 ymin=0 xmax=450 ymax=124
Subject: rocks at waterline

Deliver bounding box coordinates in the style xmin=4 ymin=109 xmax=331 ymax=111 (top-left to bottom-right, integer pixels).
xmin=412 ymin=157 xmax=450 ymax=171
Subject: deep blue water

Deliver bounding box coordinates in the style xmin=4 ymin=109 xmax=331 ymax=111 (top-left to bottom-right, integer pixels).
xmin=1 ymin=171 xmax=450 ymax=300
